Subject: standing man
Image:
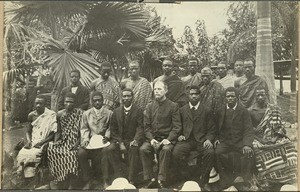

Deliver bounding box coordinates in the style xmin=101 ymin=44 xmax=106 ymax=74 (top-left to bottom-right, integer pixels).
xmin=90 ymin=62 xmax=121 ymax=110
xmin=199 ymin=67 xmax=225 ymax=117
xmin=215 ymin=87 xmax=254 ymax=190
xmin=238 ymin=58 xmax=269 ymax=108
xmin=153 ymin=58 xmax=187 ymax=107
xmin=121 ymin=61 xmax=152 ymax=110
xmin=233 ymin=59 xmax=247 ymax=89
xmin=181 ymin=58 xmax=202 ymax=93
xmin=109 ymin=88 xmax=144 ymax=185
xmin=172 ymin=85 xmax=215 ymax=189
xmin=78 ymin=91 xmax=113 ymax=189
xmin=57 ymin=69 xmax=90 ymax=111
xmin=216 ymin=61 xmax=236 ymax=89
xmin=139 ymin=81 xmax=181 ymax=188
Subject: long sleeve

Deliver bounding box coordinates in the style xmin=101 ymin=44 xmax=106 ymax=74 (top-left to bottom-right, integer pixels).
xmin=78 ymin=86 xmax=90 ymax=110
xmin=134 ymin=108 xmax=144 ymax=143
xmin=110 ymin=111 xmax=122 ymax=143
xmin=57 ymin=88 xmax=67 ymax=110
xmin=105 ymin=111 xmax=112 ymax=139
xmin=167 ymin=104 xmax=181 ymax=141
xmin=205 ymin=110 xmax=216 ymax=142
xmin=144 ymin=103 xmax=154 ymax=141
xmin=80 ymin=112 xmax=90 ymax=145
xmin=243 ymin=109 xmax=254 ymax=147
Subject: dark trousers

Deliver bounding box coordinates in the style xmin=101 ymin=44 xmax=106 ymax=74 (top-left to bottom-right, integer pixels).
xmin=107 ymin=142 xmax=140 ymax=182
xmin=215 ymin=142 xmax=253 ymax=188
xmin=78 ymin=147 xmax=109 ymax=181
xmin=172 ymin=140 xmax=214 ymax=185
xmin=139 ymin=142 xmax=173 ymax=181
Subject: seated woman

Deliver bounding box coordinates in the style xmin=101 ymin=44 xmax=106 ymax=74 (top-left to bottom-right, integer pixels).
xmin=47 ymin=93 xmax=83 ymax=189
xmin=249 ymin=87 xmax=297 ymax=190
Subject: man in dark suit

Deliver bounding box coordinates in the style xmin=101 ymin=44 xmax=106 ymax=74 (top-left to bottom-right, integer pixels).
xmin=57 ymin=69 xmax=90 ymax=110
xmin=214 ymin=87 xmax=254 ymax=190
xmin=172 ymin=85 xmax=215 ymax=189
xmin=109 ymin=88 xmax=144 ymax=185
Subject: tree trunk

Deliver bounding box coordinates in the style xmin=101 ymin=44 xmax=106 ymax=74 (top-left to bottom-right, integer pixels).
xmin=256 ymin=1 xmax=276 ymax=104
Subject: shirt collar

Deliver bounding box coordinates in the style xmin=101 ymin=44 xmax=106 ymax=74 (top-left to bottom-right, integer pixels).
xmin=227 ymin=103 xmax=237 ymax=110
xmin=93 ymin=107 xmax=103 ymax=114
xmin=189 ymin=102 xmax=200 ymax=110
xmin=124 ymin=105 xmax=132 ymax=111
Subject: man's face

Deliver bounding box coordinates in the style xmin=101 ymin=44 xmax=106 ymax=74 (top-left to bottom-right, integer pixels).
xmin=226 ymin=91 xmax=237 ymax=106
xmin=154 ymin=82 xmax=167 ymax=100
xmin=217 ymin=63 xmax=227 ymax=78
xmin=188 ymin=60 xmax=198 ymax=75
xmin=201 ymin=72 xmax=211 ymax=85
xmin=70 ymin=72 xmax=80 ymax=86
xmin=128 ymin=63 xmax=139 ymax=79
xmin=64 ymin=97 xmax=75 ymax=111
xmin=243 ymin=61 xmax=255 ymax=78
xmin=35 ymin=98 xmax=46 ymax=114
xmin=256 ymin=89 xmax=267 ymax=105
xmin=92 ymin=95 xmax=103 ymax=109
xmin=122 ymin=90 xmax=133 ymax=107
xmin=100 ymin=67 xmax=111 ymax=80
xmin=162 ymin=60 xmax=173 ymax=76
xmin=189 ymin=89 xmax=200 ymax=106
xmin=234 ymin=61 xmax=244 ymax=74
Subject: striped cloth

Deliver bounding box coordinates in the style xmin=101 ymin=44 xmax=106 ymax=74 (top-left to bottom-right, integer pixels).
xmin=48 ymin=108 xmax=83 ymax=182
xmin=132 ymin=77 xmax=152 ymax=110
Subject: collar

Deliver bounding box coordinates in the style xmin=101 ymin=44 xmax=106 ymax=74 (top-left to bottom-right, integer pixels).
xmin=227 ymin=103 xmax=237 ymax=110
xmin=156 ymin=98 xmax=167 ymax=106
xmin=189 ymin=102 xmax=200 ymax=110
xmin=124 ymin=105 xmax=132 ymax=111
xmin=93 ymin=107 xmax=103 ymax=114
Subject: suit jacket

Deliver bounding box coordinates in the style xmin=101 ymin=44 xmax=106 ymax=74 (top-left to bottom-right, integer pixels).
xmin=80 ymin=107 xmax=112 ymax=145
xmin=58 ymin=84 xmax=90 ymax=110
xmin=110 ymin=104 xmax=144 ymax=144
xmin=216 ymin=103 xmax=254 ymax=148
xmin=180 ymin=104 xmax=216 ymax=143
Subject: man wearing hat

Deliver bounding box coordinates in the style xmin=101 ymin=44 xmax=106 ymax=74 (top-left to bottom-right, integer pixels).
xmin=90 ymin=62 xmax=121 ymax=110
xmin=109 ymin=88 xmax=144 ymax=185
xmin=78 ymin=91 xmax=113 ymax=189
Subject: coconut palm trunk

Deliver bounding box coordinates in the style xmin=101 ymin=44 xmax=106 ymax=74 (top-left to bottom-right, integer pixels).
xmin=255 ymin=1 xmax=276 ymax=104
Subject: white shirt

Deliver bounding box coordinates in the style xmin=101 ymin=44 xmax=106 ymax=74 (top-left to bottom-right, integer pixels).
xmin=93 ymin=107 xmax=103 ymax=116
xmin=189 ymin=102 xmax=200 ymax=110
xmin=226 ymin=103 xmax=237 ymax=110
xmin=124 ymin=105 xmax=132 ymax=115
xmin=71 ymin=86 xmax=78 ymax=94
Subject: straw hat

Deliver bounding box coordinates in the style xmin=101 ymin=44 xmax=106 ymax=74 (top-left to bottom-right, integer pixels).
xmin=181 ymin=181 xmax=201 ymax=191
xmin=280 ymin=184 xmax=297 ymax=191
xmin=86 ymin=135 xmax=110 ymax=149
xmin=106 ymin=177 xmax=136 ymax=190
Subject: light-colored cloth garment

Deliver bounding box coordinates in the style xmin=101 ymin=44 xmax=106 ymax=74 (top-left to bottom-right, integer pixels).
xmin=90 ymin=76 xmax=121 ymax=110
xmin=48 ymin=108 xmax=83 ymax=182
xmin=217 ymin=74 xmax=236 ymax=89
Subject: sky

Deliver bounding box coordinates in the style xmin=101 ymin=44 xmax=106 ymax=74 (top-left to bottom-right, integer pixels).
xmin=149 ymin=2 xmax=230 ymax=39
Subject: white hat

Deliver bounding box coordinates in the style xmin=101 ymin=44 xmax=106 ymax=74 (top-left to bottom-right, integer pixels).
xmin=280 ymin=184 xmax=297 ymax=191
xmin=181 ymin=181 xmax=201 ymax=191
xmin=86 ymin=135 xmax=110 ymax=149
xmin=223 ymin=186 xmax=238 ymax=191
xmin=106 ymin=177 xmax=136 ymax=190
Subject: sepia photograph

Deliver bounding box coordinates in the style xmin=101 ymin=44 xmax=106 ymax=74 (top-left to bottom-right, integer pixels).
xmin=1 ymin=1 xmax=298 ymax=191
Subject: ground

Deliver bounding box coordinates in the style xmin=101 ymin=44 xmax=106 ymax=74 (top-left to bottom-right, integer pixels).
xmin=2 ymin=94 xmax=298 ymax=190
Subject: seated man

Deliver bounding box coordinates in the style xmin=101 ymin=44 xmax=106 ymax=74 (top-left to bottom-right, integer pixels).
xmin=139 ymin=81 xmax=181 ymax=188
xmin=172 ymin=85 xmax=215 ymax=189
xmin=17 ymin=95 xmax=57 ymax=178
xmin=249 ymin=87 xmax=297 ymax=189
xmin=215 ymin=87 xmax=254 ymax=190
xmin=109 ymin=88 xmax=144 ymax=185
xmin=78 ymin=91 xmax=113 ymax=189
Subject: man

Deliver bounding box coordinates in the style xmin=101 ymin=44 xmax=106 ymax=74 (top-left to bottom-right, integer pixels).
xmin=153 ymin=58 xmax=187 ymax=107
xmin=181 ymin=58 xmax=202 ymax=92
xmin=237 ymin=58 xmax=269 ymax=108
xmin=48 ymin=92 xmax=83 ymax=189
xmin=172 ymin=85 xmax=215 ymax=189
xmin=215 ymin=87 xmax=254 ymax=190
xmin=109 ymin=88 xmax=144 ymax=184
xmin=233 ymin=59 xmax=246 ymax=89
xmin=121 ymin=61 xmax=152 ymax=110
xmin=78 ymin=91 xmax=113 ymax=189
xmin=216 ymin=61 xmax=236 ymax=89
xmin=17 ymin=95 xmax=57 ymax=178
xmin=139 ymin=81 xmax=181 ymax=188
xmin=199 ymin=67 xmax=225 ymax=117
xmin=90 ymin=62 xmax=121 ymax=110
xmin=57 ymin=69 xmax=90 ymax=110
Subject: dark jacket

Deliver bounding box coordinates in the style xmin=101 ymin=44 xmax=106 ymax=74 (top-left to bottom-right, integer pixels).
xmin=216 ymin=103 xmax=254 ymax=148
xmin=57 ymin=84 xmax=90 ymax=110
xmin=110 ymin=104 xmax=144 ymax=144
xmin=180 ymin=104 xmax=216 ymax=143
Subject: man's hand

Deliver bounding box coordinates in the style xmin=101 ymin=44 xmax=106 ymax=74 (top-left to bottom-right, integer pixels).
xmin=120 ymin=142 xmax=126 ymax=152
xmin=243 ymin=146 xmax=253 ymax=158
xmin=34 ymin=142 xmax=43 ymax=148
xmin=203 ymin=139 xmax=213 ymax=149
xmin=130 ymin=140 xmax=138 ymax=147
xmin=24 ymin=142 xmax=32 ymax=149
xmin=178 ymin=135 xmax=186 ymax=142
xmin=160 ymin=139 xmax=171 ymax=145
xmin=81 ymin=141 xmax=89 ymax=148
xmin=214 ymin=140 xmax=220 ymax=148
xmin=150 ymin=139 xmax=159 ymax=146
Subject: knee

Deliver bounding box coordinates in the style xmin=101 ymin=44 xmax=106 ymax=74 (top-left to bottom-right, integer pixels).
xmin=139 ymin=143 xmax=151 ymax=154
xmin=161 ymin=145 xmax=173 ymax=154
xmin=172 ymin=147 xmax=183 ymax=159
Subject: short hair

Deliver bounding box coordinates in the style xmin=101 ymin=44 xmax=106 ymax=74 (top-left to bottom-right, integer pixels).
xmin=255 ymin=85 xmax=267 ymax=93
xmin=154 ymin=80 xmax=168 ymax=90
xmin=225 ymin=87 xmax=239 ymax=97
xmin=234 ymin=58 xmax=244 ymax=64
xmin=201 ymin=67 xmax=212 ymax=74
xmin=163 ymin=57 xmax=173 ymax=64
xmin=35 ymin=94 xmax=46 ymax=102
xmin=121 ymin=88 xmax=133 ymax=97
xmin=188 ymin=56 xmax=198 ymax=64
xmin=65 ymin=92 xmax=76 ymax=101
xmin=100 ymin=62 xmax=111 ymax=69
xmin=70 ymin=69 xmax=80 ymax=77
xmin=244 ymin=57 xmax=255 ymax=65
xmin=129 ymin=60 xmax=139 ymax=67
xmin=91 ymin=91 xmax=103 ymax=100
xmin=189 ymin=85 xmax=200 ymax=94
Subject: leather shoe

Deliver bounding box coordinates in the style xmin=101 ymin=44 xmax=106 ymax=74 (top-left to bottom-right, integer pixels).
xmin=143 ymin=179 xmax=157 ymax=188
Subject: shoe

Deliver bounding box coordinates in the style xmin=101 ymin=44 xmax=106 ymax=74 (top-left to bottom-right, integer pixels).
xmin=158 ymin=180 xmax=166 ymax=189
xmin=143 ymin=178 xmax=157 ymax=188
xmin=103 ymin=179 xmax=110 ymax=189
